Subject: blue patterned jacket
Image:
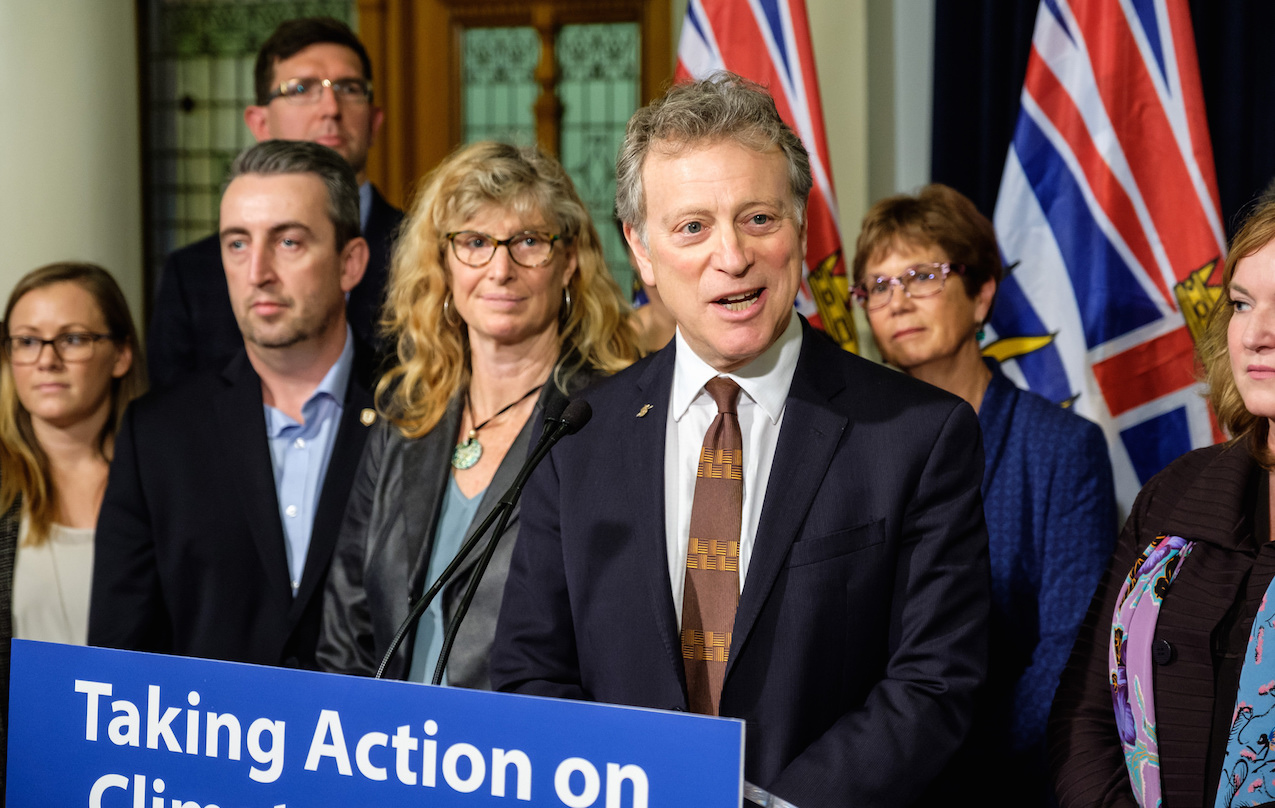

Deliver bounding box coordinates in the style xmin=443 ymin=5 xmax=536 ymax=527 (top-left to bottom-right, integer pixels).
xmin=978 ymin=358 xmax=1117 ymax=801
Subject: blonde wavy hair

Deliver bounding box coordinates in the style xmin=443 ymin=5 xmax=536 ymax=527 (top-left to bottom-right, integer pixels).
xmin=0 ymin=263 xmax=148 ymax=544
xmin=379 ymin=141 xmax=639 ymax=438
xmin=1199 ymin=196 xmax=1275 ymax=466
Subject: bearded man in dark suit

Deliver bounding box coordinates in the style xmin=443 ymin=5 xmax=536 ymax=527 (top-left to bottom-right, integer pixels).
xmin=148 ymin=17 xmax=402 ymax=389
xmin=492 ymin=73 xmax=992 ymax=808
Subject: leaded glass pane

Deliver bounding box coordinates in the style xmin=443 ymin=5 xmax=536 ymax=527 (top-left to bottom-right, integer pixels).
xmin=462 ymin=27 xmax=539 ymax=146
xmin=144 ymin=0 xmax=353 ymax=288
xmin=558 ymin=22 xmax=641 ymax=295
xmin=460 ymin=22 xmax=640 ymax=293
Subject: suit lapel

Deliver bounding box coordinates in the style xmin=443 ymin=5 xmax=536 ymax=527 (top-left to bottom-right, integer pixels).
xmin=404 ymin=398 xmax=464 ymax=601
xmin=632 ymin=346 xmax=684 ymax=683
xmin=213 ymin=353 xmax=293 ymax=611
xmin=728 ymin=328 xmax=848 ymax=674
xmin=289 ymin=353 xmax=376 ymax=623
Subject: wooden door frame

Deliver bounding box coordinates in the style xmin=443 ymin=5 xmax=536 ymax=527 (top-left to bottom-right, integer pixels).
xmin=357 ymin=0 xmax=672 ymax=210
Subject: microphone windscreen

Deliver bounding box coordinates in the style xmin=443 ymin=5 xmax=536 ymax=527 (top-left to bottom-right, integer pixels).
xmin=542 ymin=394 xmax=569 ymax=428
xmin=559 ymin=399 xmax=592 ymax=435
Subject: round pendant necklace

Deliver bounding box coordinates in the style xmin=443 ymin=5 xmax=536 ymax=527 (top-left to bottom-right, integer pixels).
xmin=451 ymin=384 xmax=543 ymax=470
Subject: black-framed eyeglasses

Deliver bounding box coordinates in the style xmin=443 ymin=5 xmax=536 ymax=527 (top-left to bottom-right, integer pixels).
xmin=445 ymin=231 xmax=562 ymax=269
xmin=5 ymin=333 xmax=115 ymax=365
xmin=267 ymin=77 xmax=373 ymax=106
xmin=853 ymin=262 xmax=966 ymax=310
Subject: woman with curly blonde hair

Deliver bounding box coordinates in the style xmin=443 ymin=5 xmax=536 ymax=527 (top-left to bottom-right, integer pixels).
xmin=319 ymin=141 xmax=639 ymax=687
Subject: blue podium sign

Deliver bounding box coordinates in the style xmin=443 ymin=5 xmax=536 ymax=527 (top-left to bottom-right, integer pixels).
xmin=7 ymin=640 xmax=743 ymax=807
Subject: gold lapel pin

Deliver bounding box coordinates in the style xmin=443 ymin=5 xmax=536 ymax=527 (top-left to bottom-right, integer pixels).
xmin=636 ymin=404 xmax=652 ymax=418
xmin=360 ymin=408 xmax=377 ymax=426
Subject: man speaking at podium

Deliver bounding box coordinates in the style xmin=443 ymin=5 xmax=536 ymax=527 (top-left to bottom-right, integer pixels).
xmin=492 ymin=74 xmax=991 ymax=808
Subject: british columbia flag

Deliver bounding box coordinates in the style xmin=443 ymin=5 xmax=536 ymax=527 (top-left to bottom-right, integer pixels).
xmin=990 ymin=0 xmax=1226 ymax=511
xmin=676 ymin=0 xmax=856 ymax=353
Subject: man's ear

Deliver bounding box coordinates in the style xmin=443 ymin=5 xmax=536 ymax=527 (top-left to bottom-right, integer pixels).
xmin=243 ymin=105 xmax=271 ymax=142
xmin=624 ymin=222 xmax=657 ymax=288
xmin=339 ymin=237 xmax=369 ymax=294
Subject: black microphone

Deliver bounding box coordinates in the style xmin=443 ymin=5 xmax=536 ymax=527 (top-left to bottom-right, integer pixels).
xmin=504 ymin=398 xmax=591 ymax=507
xmin=430 ymin=399 xmax=591 ymax=684
xmin=374 ymin=398 xmax=592 ymax=680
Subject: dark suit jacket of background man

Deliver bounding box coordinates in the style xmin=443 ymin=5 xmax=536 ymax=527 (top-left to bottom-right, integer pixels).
xmin=492 ymin=321 xmax=992 ymax=808
xmin=146 ymin=186 xmax=402 ymax=389
xmin=89 ymin=342 xmax=377 ymax=669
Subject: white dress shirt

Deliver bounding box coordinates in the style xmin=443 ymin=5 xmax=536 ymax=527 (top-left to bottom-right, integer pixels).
xmin=664 ymin=310 xmax=803 ymax=626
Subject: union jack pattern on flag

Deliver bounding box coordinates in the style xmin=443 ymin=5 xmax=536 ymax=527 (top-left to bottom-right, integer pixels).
xmin=676 ymin=0 xmax=856 ymax=353
xmin=989 ymin=0 xmax=1226 ymax=511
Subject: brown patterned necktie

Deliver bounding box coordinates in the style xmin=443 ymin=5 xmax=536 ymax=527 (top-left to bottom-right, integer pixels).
xmin=681 ymin=376 xmax=743 ymax=716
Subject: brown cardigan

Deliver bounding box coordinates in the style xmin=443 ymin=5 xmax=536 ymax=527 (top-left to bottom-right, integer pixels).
xmin=1049 ymin=441 xmax=1265 ymax=806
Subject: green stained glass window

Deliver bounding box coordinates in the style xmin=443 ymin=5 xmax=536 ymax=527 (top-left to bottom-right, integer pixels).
xmin=558 ymin=23 xmax=641 ymax=296
xmin=462 ymin=27 xmax=540 ymax=146
xmin=461 ymin=22 xmax=641 ymax=294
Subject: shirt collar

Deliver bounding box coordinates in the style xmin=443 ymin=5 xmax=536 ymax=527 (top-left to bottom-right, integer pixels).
xmin=264 ymin=324 xmax=355 ymax=434
xmin=359 ymin=182 xmax=373 ymax=231
xmin=671 ymin=309 xmax=803 ymax=424
xmin=315 ymin=323 xmax=356 ymax=406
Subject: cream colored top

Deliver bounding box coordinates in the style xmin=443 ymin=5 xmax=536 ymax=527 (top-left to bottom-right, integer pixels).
xmin=13 ymin=515 xmax=94 ymax=645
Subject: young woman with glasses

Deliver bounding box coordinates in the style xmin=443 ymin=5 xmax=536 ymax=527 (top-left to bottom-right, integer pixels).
xmin=317 ymin=141 xmax=639 ymax=686
xmin=852 ymin=184 xmax=1117 ymax=804
xmin=0 ymin=262 xmax=145 ymax=781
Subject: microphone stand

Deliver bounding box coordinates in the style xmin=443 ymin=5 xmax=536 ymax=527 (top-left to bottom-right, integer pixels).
xmin=373 ymin=499 xmax=512 ymax=680
xmin=374 ymin=398 xmax=588 ymax=681
xmin=431 ymin=405 xmax=588 ymax=684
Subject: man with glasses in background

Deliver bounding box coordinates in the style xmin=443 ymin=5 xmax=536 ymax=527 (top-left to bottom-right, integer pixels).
xmin=147 ymin=17 xmax=402 ymax=389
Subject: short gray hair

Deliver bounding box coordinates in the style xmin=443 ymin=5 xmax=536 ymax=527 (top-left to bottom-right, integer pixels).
xmin=615 ymin=71 xmax=813 ymax=242
xmin=227 ymin=140 xmax=361 ymax=249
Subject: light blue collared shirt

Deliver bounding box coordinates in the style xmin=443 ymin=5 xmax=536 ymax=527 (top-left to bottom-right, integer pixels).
xmin=264 ymin=326 xmax=355 ymax=594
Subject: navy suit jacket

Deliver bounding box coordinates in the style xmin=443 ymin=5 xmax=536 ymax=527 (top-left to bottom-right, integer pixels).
xmin=492 ymin=322 xmax=991 ymax=807
xmin=146 ymin=185 xmax=402 ymax=389
xmin=89 ymin=342 xmax=377 ymax=669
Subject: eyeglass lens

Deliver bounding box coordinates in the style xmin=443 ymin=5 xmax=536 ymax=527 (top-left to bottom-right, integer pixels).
xmin=7 ymin=334 xmax=104 ymax=364
xmin=279 ymin=77 xmax=370 ymax=105
xmin=863 ymin=265 xmax=949 ymax=310
xmin=451 ymin=232 xmax=556 ymax=268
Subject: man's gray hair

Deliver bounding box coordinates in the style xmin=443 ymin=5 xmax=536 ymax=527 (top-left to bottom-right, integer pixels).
xmin=227 ymin=140 xmax=361 ymax=249
xmin=615 ymin=71 xmax=813 ymax=242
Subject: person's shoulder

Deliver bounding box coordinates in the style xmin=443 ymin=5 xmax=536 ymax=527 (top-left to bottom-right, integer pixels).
xmin=1127 ymin=441 xmax=1246 ymax=525
xmin=164 ymin=232 xmax=222 ymax=268
xmin=1149 ymin=441 xmax=1239 ymax=487
xmin=127 ymin=362 xmax=236 ymax=426
xmin=800 ymin=327 xmax=969 ymax=416
xmin=1003 ymin=380 xmax=1106 ymax=444
xmin=367 ymin=185 xmax=405 ymax=230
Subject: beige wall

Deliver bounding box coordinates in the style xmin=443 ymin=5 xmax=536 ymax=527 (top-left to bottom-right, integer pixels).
xmin=0 ymin=0 xmax=145 ymax=326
